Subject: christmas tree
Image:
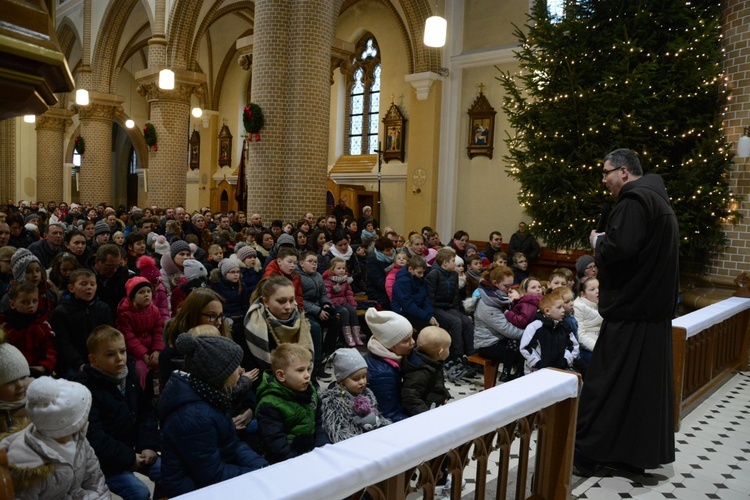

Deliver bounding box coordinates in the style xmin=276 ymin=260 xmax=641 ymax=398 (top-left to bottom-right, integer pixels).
xmin=498 ymin=0 xmax=741 ymax=270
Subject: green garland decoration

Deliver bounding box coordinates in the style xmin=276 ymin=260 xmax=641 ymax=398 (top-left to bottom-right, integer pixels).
xmin=74 ymin=136 xmax=85 ymax=155
xmin=242 ymin=103 xmax=264 ymax=141
xmin=143 ymin=123 xmax=158 ymax=151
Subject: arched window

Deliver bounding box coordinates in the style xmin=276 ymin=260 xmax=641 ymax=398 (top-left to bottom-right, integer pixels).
xmin=347 ymin=35 xmax=381 ymax=155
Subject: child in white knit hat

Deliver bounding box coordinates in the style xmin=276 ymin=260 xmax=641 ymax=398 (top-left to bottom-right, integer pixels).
xmin=364 ymin=308 xmax=415 ymax=422
xmin=320 ymin=348 xmax=390 ymax=443
xmin=0 ymin=376 xmax=109 ymax=499
xmin=0 ymin=329 xmax=31 ymax=438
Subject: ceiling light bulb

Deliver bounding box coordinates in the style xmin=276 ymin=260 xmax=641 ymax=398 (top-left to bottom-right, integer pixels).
xmin=423 ymin=16 xmax=447 ymax=48
xmin=125 ymin=119 xmax=135 ymax=129
xmin=23 ymin=115 xmax=35 ymax=123
xmin=75 ymin=89 xmax=89 ymax=105
xmin=192 ymin=107 xmax=203 ymax=118
xmin=158 ymin=69 xmax=175 ymax=90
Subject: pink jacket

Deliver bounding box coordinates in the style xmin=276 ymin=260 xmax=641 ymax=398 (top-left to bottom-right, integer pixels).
xmin=385 ymin=264 xmax=403 ymax=301
xmin=505 ymin=293 xmax=541 ymax=329
xmin=322 ymin=270 xmax=356 ymax=308
xmin=115 ymin=297 xmax=166 ymax=359
xmin=152 ymin=283 xmax=170 ymax=323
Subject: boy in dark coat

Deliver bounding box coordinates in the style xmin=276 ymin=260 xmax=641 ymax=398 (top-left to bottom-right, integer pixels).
xmin=391 ymin=255 xmax=437 ymax=332
xmin=519 ymin=294 xmax=579 ymax=373
xmin=50 ymin=268 xmax=114 ymax=378
xmin=401 ymin=326 xmax=452 ymax=416
xmin=75 ymin=326 xmax=161 ymax=500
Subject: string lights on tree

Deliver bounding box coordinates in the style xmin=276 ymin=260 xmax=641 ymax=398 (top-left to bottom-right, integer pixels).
xmin=498 ymin=0 xmax=740 ymax=271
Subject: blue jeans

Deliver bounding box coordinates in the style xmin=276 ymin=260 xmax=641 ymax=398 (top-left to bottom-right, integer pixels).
xmin=106 ymin=457 xmax=161 ymax=500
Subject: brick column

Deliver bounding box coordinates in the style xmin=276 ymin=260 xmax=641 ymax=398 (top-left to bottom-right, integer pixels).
xmin=249 ymin=0 xmax=338 ymax=221
xmin=137 ymin=73 xmax=203 ymax=208
xmin=0 ymin=119 xmax=16 ymax=203
xmin=78 ymin=99 xmax=118 ymax=204
xmin=35 ymin=109 xmax=71 ymax=203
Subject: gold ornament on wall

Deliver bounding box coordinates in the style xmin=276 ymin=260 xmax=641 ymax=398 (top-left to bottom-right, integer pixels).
xmin=382 ymin=95 xmax=406 ymax=163
xmin=218 ymin=122 xmax=232 ymax=167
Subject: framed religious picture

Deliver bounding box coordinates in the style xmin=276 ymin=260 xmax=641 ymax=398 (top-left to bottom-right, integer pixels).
xmin=218 ymin=123 xmax=232 ymax=167
xmin=189 ymin=129 xmax=200 ymax=170
xmin=382 ymin=96 xmax=406 ymax=163
xmin=467 ymin=84 xmax=496 ymax=159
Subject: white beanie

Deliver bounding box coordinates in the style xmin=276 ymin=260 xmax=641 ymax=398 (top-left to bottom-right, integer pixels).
xmin=331 ymin=348 xmax=367 ymax=382
xmin=154 ymin=235 xmax=170 ymax=256
xmin=184 ymin=259 xmax=207 ymax=281
xmin=26 ymin=377 xmax=92 ymax=439
xmin=364 ymin=308 xmax=413 ymax=349
xmin=0 ymin=333 xmax=30 ymax=386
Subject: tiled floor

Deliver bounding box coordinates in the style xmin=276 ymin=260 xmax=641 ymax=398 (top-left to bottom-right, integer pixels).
xmin=440 ymin=370 xmax=750 ymax=500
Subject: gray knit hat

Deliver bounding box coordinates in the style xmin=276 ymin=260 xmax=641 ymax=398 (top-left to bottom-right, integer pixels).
xmin=0 ymin=332 xmax=30 ymax=386
xmin=24 ymin=213 xmax=40 ymax=224
xmin=184 ymin=259 xmax=207 ymax=282
xmin=276 ymin=233 xmax=295 ymax=248
xmin=11 ymin=248 xmax=41 ymax=282
xmin=94 ymin=219 xmax=110 ymax=237
xmin=331 ymin=348 xmax=367 ymax=382
xmin=170 ymin=239 xmax=191 ymax=259
xmin=175 ymin=334 xmax=242 ymax=388
xmin=146 ymin=232 xmax=158 ymax=248
xmin=218 ymin=258 xmax=239 ymax=277
xmin=236 ymin=245 xmax=257 ymax=262
xmin=575 ymin=255 xmax=596 ymax=278
xmin=365 ymin=308 xmax=413 ymax=349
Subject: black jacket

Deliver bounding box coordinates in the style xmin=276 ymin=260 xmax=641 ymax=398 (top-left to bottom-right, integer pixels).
xmin=75 ymin=362 xmax=160 ymax=477
xmin=87 ymin=255 xmax=132 ymax=315
xmin=28 ymin=239 xmax=63 ymax=269
xmin=424 ymin=265 xmax=460 ymax=310
xmin=365 ymin=254 xmax=391 ymax=310
xmin=400 ymin=349 xmax=451 ymax=416
xmin=50 ymin=295 xmax=114 ymax=374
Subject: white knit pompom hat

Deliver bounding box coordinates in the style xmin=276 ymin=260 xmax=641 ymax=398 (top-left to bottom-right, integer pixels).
xmin=25 ymin=377 xmax=92 ymax=439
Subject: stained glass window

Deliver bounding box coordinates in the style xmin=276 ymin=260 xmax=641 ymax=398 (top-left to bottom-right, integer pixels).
xmin=348 ymin=35 xmax=381 ymax=156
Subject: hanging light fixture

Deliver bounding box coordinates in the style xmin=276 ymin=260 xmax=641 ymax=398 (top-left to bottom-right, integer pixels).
xmin=23 ymin=115 xmax=36 ymax=123
xmin=75 ymin=88 xmax=90 ymax=105
xmin=125 ymin=56 xmax=135 ymax=128
xmin=158 ymin=68 xmax=174 ymax=90
xmin=738 ymin=127 xmax=750 ymax=159
xmin=423 ymin=1 xmax=447 ymax=48
xmin=191 ymin=107 xmax=203 ymax=118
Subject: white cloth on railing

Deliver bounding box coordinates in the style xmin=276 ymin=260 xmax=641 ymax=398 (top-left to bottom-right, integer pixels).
xmin=174 ymin=369 xmax=579 ymax=500
xmin=672 ymin=297 xmax=750 ymax=338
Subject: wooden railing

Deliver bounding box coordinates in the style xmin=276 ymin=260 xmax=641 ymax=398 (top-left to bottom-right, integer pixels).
xmin=672 ymin=297 xmax=750 ymax=431
xmin=174 ymin=369 xmax=580 ymax=500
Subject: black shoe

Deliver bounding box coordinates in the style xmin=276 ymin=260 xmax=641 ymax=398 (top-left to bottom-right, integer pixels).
xmin=608 ymin=462 xmax=647 ymax=476
xmin=573 ymin=452 xmax=600 ymax=478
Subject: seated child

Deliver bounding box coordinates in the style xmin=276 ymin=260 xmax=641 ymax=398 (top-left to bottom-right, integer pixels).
xmin=504 ymin=277 xmax=543 ymax=329
xmin=50 ymin=268 xmax=114 ymax=378
xmin=1 ymin=248 xmax=57 ymax=318
xmin=464 ymin=254 xmax=484 ymax=299
xmin=323 ymin=257 xmax=362 ymax=347
xmin=321 ymin=348 xmax=390 ymax=443
xmin=263 ymin=247 xmax=305 ymax=311
xmin=177 ymin=259 xmax=208 ymax=300
xmin=574 ymin=278 xmax=602 ymax=367
xmin=0 ymin=377 xmax=109 ymax=498
xmin=511 ymin=252 xmax=529 ymax=285
xmin=552 ymin=267 xmax=575 ymax=292
xmin=136 ymin=255 xmax=170 ymax=324
xmin=0 ymin=282 xmax=57 ymax=377
xmin=360 ymin=219 xmax=378 ymax=247
xmin=0 ymin=246 xmax=16 ymax=302
xmin=492 ymin=251 xmax=508 ymax=267
xmin=235 ymin=245 xmax=261 ymax=298
xmin=385 ymin=249 xmax=409 ymax=301
xmin=425 ymin=247 xmax=475 ymax=380
xmin=401 ymin=327 xmax=452 ymax=416
xmin=210 ymin=259 xmax=250 ymax=321
xmin=255 ymin=343 xmax=330 ymax=463
xmin=116 ymin=276 xmax=166 ymax=389
xmin=519 ymin=293 xmax=579 ymax=373
xmin=546 ymin=270 xmax=568 ymax=293
xmin=455 ymin=256 xmax=466 ymax=295
xmin=297 ymin=251 xmax=341 ymax=357
xmin=0 ymin=333 xmax=31 ymax=438
xmin=364 ymin=308 xmax=415 ymax=422
xmin=76 ymin=326 xmax=160 ymax=500
xmin=158 ymin=334 xmax=267 ymax=496
xmin=392 ymin=255 xmax=438 ymax=332
xmin=202 ymin=243 xmax=224 ymax=274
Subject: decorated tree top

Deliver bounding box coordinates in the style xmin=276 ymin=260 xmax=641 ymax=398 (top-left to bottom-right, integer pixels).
xmin=498 ymin=0 xmax=741 ymax=271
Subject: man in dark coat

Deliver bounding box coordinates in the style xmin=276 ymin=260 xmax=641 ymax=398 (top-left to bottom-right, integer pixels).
xmin=508 ymin=222 xmax=540 ymax=263
xmin=575 ymin=148 xmax=678 ymax=476
xmin=89 ymin=243 xmax=133 ymax=314
xmin=331 ymin=195 xmax=354 ymax=224
xmin=28 ymin=222 xmax=65 ymax=269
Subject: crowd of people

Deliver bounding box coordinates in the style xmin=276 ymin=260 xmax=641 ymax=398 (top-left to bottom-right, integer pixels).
xmin=0 ymin=152 xmax=671 ymax=499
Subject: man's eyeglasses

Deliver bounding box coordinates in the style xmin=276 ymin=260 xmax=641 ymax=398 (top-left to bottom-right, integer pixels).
xmin=201 ymin=313 xmax=224 ymax=323
xmin=602 ymin=166 xmax=621 ymax=179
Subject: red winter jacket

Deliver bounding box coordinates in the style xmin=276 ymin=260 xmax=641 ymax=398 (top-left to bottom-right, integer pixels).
xmin=115 ymin=297 xmax=166 ymax=359
xmin=262 ymin=260 xmax=305 ymax=311
xmin=0 ymin=312 xmax=57 ymax=374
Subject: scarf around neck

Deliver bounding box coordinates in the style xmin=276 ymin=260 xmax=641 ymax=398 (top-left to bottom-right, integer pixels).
xmin=189 ymin=375 xmax=232 ymax=413
xmin=330 ymin=244 xmax=353 ymax=261
xmin=91 ymin=364 xmax=129 ymax=395
xmin=373 ymin=248 xmax=394 ymax=264
xmin=478 ymin=280 xmax=513 ymax=310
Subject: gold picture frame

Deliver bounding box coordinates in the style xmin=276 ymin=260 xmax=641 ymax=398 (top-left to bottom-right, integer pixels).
xmin=467 ymin=86 xmax=496 ymax=159
xmin=382 ymin=98 xmax=406 ymax=163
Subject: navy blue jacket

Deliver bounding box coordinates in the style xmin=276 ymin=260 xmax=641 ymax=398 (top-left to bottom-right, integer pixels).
xmin=424 ymin=265 xmax=460 ymax=310
xmin=391 ymin=265 xmax=434 ymax=321
xmin=210 ymin=275 xmax=250 ymax=319
xmin=50 ymin=295 xmax=114 ymax=375
xmin=365 ymin=254 xmax=392 ymax=310
xmin=75 ymin=362 xmax=159 ymax=477
xmin=365 ymin=353 xmax=408 ymax=422
xmin=157 ymin=373 xmax=267 ymax=497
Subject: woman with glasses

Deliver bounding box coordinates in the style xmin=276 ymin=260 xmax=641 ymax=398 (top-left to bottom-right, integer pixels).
xmin=466 ymin=263 xmax=526 ymax=383
xmin=159 ymin=288 xmax=232 ymax=389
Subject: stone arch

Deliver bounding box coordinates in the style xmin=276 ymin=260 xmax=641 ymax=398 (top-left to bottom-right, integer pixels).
xmin=188 ymin=1 xmax=255 ymax=73
xmin=57 ymin=17 xmax=82 ymax=60
xmin=65 ymin=124 xmax=81 ymax=163
xmin=91 ymin=0 xmax=142 ymax=93
xmin=113 ymin=110 xmax=150 ymax=170
xmin=166 ymin=0 xmax=204 ymax=70
xmin=113 ymin=23 xmax=151 ymax=91
xmin=210 ymin=28 xmax=254 ymax=110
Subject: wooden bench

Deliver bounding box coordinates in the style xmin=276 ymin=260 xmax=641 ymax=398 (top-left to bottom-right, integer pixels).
xmin=467 ymin=354 xmax=500 ymax=390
